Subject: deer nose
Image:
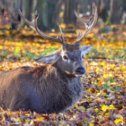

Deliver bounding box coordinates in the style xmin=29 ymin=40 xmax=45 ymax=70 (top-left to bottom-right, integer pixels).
xmin=75 ymin=67 xmax=85 ymax=75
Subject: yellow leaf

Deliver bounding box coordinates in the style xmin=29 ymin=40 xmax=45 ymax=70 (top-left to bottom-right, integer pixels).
xmin=25 ymin=113 xmax=30 ymax=116
xmin=114 ymin=117 xmax=124 ymax=124
xmin=109 ymin=104 xmax=115 ymax=110
xmin=95 ymin=108 xmax=99 ymax=112
xmin=35 ymin=117 xmax=45 ymax=122
xmin=0 ymin=45 xmax=3 ymax=49
xmin=89 ymin=123 xmax=94 ymax=126
xmin=101 ymin=105 xmax=109 ymax=112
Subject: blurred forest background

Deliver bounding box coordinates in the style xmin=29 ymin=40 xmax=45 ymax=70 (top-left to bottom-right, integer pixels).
xmin=0 ymin=0 xmax=126 ymax=31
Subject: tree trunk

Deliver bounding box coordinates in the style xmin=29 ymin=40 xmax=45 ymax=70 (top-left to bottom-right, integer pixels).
xmin=121 ymin=0 xmax=126 ymax=24
xmin=109 ymin=0 xmax=123 ymax=24
xmin=98 ymin=0 xmax=109 ymax=22
xmin=64 ymin=0 xmax=78 ymax=25
xmin=47 ymin=0 xmax=59 ymax=30
xmin=36 ymin=0 xmax=48 ymax=31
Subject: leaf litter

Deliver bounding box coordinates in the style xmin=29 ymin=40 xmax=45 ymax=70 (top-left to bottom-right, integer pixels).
xmin=0 ymin=27 xmax=125 ymax=126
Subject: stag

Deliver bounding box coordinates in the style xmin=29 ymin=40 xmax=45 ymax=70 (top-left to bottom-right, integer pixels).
xmin=0 ymin=4 xmax=97 ymax=113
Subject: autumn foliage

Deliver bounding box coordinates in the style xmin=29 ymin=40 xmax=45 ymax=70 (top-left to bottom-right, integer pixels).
xmin=0 ymin=25 xmax=126 ymax=125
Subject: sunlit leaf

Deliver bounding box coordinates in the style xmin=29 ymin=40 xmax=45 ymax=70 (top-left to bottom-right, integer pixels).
xmin=109 ymin=104 xmax=115 ymax=110
xmin=35 ymin=117 xmax=45 ymax=122
xmin=89 ymin=123 xmax=94 ymax=126
xmin=14 ymin=47 xmax=21 ymax=57
xmin=101 ymin=105 xmax=109 ymax=112
xmin=114 ymin=116 xmax=124 ymax=125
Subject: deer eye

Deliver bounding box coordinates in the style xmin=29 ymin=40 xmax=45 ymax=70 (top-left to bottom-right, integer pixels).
xmin=63 ymin=55 xmax=68 ymax=60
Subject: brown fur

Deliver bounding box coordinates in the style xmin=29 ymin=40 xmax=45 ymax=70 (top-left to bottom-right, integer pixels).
xmin=0 ymin=62 xmax=82 ymax=113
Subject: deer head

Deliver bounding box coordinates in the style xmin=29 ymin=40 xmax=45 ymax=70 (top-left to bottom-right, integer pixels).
xmin=19 ymin=3 xmax=97 ymax=77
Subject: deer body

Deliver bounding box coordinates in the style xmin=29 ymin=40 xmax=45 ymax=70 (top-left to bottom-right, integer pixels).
xmin=0 ymin=4 xmax=97 ymax=113
xmin=0 ymin=60 xmax=82 ymax=113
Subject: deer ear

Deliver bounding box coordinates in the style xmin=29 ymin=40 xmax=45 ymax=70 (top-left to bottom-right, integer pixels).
xmin=81 ymin=46 xmax=92 ymax=56
xmin=35 ymin=51 xmax=60 ymax=64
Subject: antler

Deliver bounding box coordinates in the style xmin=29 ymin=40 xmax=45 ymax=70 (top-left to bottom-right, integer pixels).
xmin=18 ymin=10 xmax=65 ymax=45
xmin=75 ymin=3 xmax=98 ymax=43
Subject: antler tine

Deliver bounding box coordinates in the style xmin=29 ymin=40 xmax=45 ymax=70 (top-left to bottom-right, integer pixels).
xmin=18 ymin=10 xmax=35 ymax=29
xmin=58 ymin=26 xmax=65 ymax=43
xmin=18 ymin=10 xmax=64 ymax=44
xmin=75 ymin=3 xmax=98 ymax=43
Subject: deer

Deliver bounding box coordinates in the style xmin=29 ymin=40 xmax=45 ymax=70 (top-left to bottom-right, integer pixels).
xmin=0 ymin=4 xmax=97 ymax=114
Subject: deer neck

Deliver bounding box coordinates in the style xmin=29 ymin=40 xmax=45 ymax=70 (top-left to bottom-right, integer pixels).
xmin=53 ymin=58 xmax=79 ymax=79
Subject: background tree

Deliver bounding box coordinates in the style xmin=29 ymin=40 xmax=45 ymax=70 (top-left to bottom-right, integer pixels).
xmin=35 ymin=0 xmax=48 ymax=31
xmin=64 ymin=0 xmax=78 ymax=25
xmin=109 ymin=0 xmax=124 ymax=24
xmin=98 ymin=0 xmax=109 ymax=22
xmin=0 ymin=0 xmax=126 ymax=31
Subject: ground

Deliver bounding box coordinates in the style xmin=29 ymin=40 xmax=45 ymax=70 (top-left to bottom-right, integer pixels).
xmin=0 ymin=25 xmax=125 ymax=126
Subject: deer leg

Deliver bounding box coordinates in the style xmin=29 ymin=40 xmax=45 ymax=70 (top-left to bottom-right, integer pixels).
xmin=9 ymin=95 xmax=30 ymax=111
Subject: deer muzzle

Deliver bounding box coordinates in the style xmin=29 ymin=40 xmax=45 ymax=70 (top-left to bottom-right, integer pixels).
xmin=75 ymin=67 xmax=85 ymax=75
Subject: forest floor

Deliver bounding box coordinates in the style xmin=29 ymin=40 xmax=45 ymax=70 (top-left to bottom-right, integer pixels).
xmin=0 ymin=25 xmax=126 ymax=126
